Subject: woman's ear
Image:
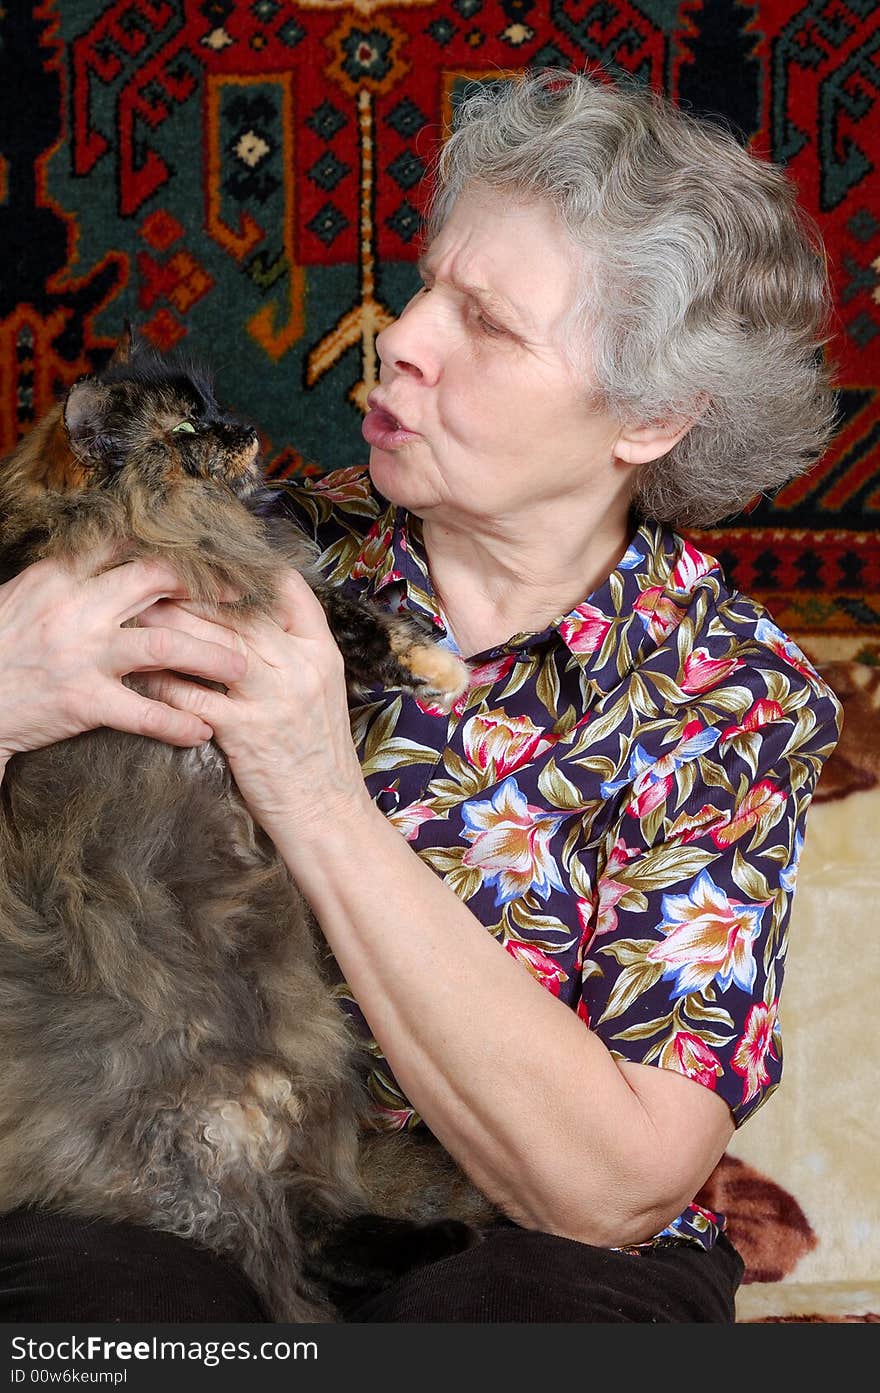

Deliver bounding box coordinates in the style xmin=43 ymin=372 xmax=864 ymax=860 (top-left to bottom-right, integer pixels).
xmin=613 ymin=417 xmax=695 ymax=466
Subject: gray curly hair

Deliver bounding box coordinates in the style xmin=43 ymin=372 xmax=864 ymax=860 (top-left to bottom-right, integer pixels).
xmin=423 ymin=69 xmax=837 ymax=528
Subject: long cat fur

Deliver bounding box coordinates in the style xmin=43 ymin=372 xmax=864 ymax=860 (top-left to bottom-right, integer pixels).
xmin=0 ymin=334 xmax=494 ymax=1322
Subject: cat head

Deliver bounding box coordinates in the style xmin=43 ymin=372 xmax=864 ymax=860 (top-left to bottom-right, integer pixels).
xmin=56 ymin=327 xmax=263 ymax=501
xmin=0 ymin=328 xmax=288 ymax=601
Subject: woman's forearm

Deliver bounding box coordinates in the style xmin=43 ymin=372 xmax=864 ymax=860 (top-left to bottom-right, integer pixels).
xmin=271 ymin=795 xmax=710 ymax=1246
xmin=138 ymin=576 xmax=732 ymax=1244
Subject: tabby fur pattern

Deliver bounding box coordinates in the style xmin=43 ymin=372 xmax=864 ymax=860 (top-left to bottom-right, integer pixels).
xmin=0 ymin=333 xmax=492 ymax=1322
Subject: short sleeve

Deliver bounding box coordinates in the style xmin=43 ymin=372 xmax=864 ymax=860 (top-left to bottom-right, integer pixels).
xmin=577 ymin=668 xmax=842 ymax=1125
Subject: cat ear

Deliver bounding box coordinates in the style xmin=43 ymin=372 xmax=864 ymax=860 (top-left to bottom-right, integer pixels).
xmin=63 ymin=376 xmax=111 ymax=456
xmin=108 ymin=320 xmax=136 ymax=367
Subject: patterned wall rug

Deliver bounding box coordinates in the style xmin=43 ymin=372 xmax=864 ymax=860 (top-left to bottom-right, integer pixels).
xmin=1 ymin=1 xmax=878 ymax=1323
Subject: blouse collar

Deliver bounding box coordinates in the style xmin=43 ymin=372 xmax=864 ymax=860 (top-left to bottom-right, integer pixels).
xmin=348 ymin=505 xmax=722 ymax=699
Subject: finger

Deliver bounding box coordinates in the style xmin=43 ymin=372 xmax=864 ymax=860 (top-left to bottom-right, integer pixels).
xmin=159 ymin=598 xmax=291 ymax=654
xmin=93 ymin=557 xmax=242 ymax=621
xmin=136 ymin=600 xmax=247 ymax=652
xmin=156 ymin=570 xmax=333 ymax=648
xmin=90 ymin=557 xmax=194 ymax=622
xmin=271 ymin=569 xmax=333 ymax=640
xmin=115 ymin=625 xmax=247 ymax=686
xmin=100 ymin=681 xmax=215 ymax=747
xmin=139 ymin=672 xmax=230 ymax=728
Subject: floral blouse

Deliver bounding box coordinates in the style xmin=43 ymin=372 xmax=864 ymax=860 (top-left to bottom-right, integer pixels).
xmin=275 ymin=466 xmax=842 ymax=1251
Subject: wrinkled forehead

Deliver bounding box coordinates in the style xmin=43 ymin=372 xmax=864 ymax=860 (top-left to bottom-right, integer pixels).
xmin=423 ymin=183 xmax=585 ymax=340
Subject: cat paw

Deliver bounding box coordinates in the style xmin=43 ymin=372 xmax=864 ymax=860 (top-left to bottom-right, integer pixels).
xmin=389 ymin=635 xmax=470 ymax=711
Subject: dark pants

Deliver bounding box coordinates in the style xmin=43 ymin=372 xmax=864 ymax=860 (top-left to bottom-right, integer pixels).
xmin=0 ymin=1209 xmax=743 ymax=1324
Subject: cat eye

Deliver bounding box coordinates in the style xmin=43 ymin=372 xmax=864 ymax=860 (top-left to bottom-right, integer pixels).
xmin=172 ymin=421 xmax=196 ymax=434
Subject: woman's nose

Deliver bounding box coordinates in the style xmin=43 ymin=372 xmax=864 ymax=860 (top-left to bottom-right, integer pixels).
xmin=376 ymin=294 xmax=440 ymax=386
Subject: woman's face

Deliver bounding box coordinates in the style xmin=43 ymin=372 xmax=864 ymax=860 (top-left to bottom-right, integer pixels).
xmin=366 ymin=186 xmax=626 ymax=529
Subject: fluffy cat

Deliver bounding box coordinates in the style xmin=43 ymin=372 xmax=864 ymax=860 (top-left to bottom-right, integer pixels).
xmin=0 ymin=332 xmax=493 ymax=1322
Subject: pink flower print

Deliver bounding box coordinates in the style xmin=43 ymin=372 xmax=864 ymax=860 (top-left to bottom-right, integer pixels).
xmin=633 ymin=586 xmax=687 ymax=643
xmin=731 ymin=1000 xmax=779 ymax=1104
xmin=576 ymin=898 xmax=594 ymax=950
xmin=710 ymin=780 xmax=786 ymax=848
xmin=755 ymin=617 xmax=821 ymax=683
xmin=576 ymin=839 xmax=641 ymax=947
xmin=672 ymin=1032 xmax=723 ymax=1091
xmin=721 ymin=698 xmax=785 ymax=744
xmin=461 ymin=776 xmax=566 ymax=906
xmin=425 ymin=653 xmax=517 ymax=718
xmin=558 ymin=602 xmax=612 ymax=656
xmin=350 ymin=522 xmax=395 ymax=580
xmin=467 ymin=654 xmax=517 ymax=689
xmin=655 ymin=719 xmax=722 ymax=773
xmin=647 ymin=869 xmax=770 ymax=997
xmin=689 ymin=1202 xmax=721 ymax=1227
xmin=308 ymin=466 xmax=373 ymax=504
xmin=603 ymin=720 xmax=721 ymax=819
xmin=600 ymin=743 xmax=658 ymax=808
xmin=576 ymin=997 xmax=591 ymax=1027
xmin=371 ymin=1103 xmax=419 ymax=1131
xmin=668 ymin=540 xmax=719 ymax=594
xmin=605 ymin=837 xmax=643 ymax=876
xmin=504 ymin=940 xmax=568 ymax=996
xmin=590 ymin=877 xmax=630 ymax=936
xmin=414 ymin=694 xmax=458 ymax=718
xmin=629 ymin=767 xmax=674 ymax=818
xmin=386 ymin=802 xmax=439 ymax=842
xmin=679 ymin=647 xmax=745 ymax=693
xmin=667 ymin=804 xmax=732 ymax=845
xmin=462 ymin=709 xmax=555 ymax=780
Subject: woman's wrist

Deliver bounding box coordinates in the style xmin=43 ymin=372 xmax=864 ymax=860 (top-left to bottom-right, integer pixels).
xmin=264 ymin=779 xmax=384 ymax=883
xmin=257 ymin=768 xmax=373 ymax=844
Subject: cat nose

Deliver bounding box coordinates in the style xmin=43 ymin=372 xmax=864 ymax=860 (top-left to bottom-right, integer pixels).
xmin=219 ymin=421 xmax=257 ymax=443
xmin=220 ymin=422 xmax=259 ymax=460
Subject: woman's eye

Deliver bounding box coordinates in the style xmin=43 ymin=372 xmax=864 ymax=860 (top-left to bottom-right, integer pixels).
xmin=477 ymin=314 xmax=505 ymax=337
xmin=172 ymin=420 xmax=196 ymax=434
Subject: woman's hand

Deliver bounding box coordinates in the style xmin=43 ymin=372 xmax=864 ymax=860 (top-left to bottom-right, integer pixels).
xmin=135 ymin=569 xmax=371 ymax=845
xmin=0 ymin=556 xmax=247 ymax=765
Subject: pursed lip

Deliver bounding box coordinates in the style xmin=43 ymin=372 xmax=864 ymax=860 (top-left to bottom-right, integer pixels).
xmin=366 ymin=392 xmax=416 ymax=436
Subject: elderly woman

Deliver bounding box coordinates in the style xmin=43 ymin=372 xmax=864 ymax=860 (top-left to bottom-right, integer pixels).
xmin=0 ymin=70 xmax=840 ymax=1323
